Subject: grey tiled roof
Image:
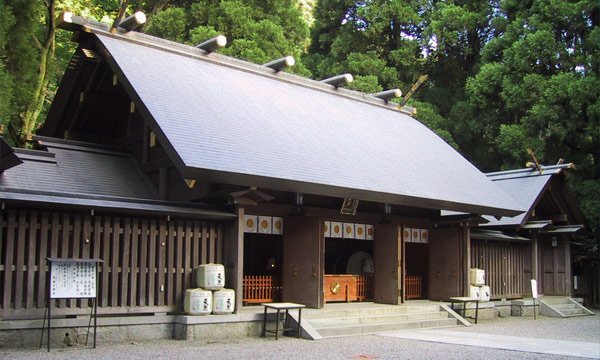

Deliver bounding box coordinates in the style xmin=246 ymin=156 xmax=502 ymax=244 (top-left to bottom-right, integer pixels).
xmin=0 ymin=144 xmax=155 ymax=200
xmin=481 ymin=173 xmax=552 ymax=227
xmin=94 ymin=33 xmax=524 ymax=217
xmin=0 ymin=141 xmax=234 ymax=219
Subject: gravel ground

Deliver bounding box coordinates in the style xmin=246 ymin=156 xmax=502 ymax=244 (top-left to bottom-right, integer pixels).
xmin=2 ymin=312 xmax=598 ymax=360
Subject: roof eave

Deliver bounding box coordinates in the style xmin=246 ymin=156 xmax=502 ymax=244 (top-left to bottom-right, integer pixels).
xmin=182 ymin=166 xmax=525 ymax=217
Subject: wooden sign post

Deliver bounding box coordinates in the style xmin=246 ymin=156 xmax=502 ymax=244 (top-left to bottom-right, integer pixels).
xmin=41 ymin=258 xmax=103 ymax=351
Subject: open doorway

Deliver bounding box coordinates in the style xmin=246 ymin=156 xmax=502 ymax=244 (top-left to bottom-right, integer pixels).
xmin=242 ymin=233 xmax=282 ymax=305
xmin=324 ymin=222 xmax=374 ymax=303
xmin=404 ymin=227 xmax=429 ymax=299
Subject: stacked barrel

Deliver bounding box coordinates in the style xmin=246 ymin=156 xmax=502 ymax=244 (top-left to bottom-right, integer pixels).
xmin=184 ymin=263 xmax=236 ymax=315
xmin=469 ymin=268 xmax=491 ymax=301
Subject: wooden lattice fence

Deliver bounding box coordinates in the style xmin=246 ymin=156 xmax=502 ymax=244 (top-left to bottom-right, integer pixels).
xmin=0 ymin=207 xmax=223 ymax=319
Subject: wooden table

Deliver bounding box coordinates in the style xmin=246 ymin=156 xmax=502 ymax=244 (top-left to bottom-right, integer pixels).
xmin=261 ymin=302 xmax=305 ymax=340
xmin=449 ymin=297 xmax=479 ymax=324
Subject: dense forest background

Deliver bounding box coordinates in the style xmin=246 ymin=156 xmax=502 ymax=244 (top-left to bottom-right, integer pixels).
xmin=0 ymin=0 xmax=598 ymax=250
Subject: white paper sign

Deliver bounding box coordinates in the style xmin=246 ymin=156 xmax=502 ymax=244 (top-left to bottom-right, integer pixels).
xmin=50 ymin=260 xmax=97 ymax=299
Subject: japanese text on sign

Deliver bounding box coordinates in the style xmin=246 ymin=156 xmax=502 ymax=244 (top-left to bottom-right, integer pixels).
xmin=50 ymin=261 xmax=97 ymax=299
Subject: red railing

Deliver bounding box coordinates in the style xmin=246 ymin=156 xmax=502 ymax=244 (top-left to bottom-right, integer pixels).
xmin=356 ymin=274 xmax=373 ymax=301
xmin=405 ymin=275 xmax=422 ymax=299
xmin=242 ymin=275 xmax=280 ymax=304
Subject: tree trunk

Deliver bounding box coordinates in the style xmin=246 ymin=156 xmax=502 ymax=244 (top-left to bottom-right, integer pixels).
xmin=19 ymin=0 xmax=55 ymax=144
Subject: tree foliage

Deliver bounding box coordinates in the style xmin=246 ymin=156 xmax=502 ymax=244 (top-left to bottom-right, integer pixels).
xmin=144 ymin=0 xmax=310 ymax=74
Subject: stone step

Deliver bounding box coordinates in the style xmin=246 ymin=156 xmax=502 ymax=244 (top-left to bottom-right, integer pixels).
xmin=307 ymin=311 xmax=450 ymax=328
xmin=553 ymin=303 xmax=580 ymax=311
xmin=314 ymin=318 xmax=459 ymax=338
xmin=303 ymin=305 xmax=441 ymax=319
xmin=541 ymin=297 xmax=571 ymax=305
xmin=559 ymin=308 xmax=585 ymax=316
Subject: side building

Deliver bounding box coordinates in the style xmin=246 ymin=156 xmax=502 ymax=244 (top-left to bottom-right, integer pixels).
xmin=468 ymin=164 xmax=590 ymax=306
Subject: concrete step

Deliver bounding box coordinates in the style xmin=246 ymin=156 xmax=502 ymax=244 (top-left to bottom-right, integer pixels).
xmin=303 ymin=305 xmax=440 ymax=319
xmin=553 ymin=303 xmax=580 ymax=311
xmin=539 ymin=297 xmax=595 ymax=318
xmin=541 ymin=297 xmax=571 ymax=305
xmin=314 ymin=318 xmax=459 ymax=337
xmin=307 ymin=311 xmax=450 ymax=328
xmin=560 ymin=308 xmax=585 ymax=316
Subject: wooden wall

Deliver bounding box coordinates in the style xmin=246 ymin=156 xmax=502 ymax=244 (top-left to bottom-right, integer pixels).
xmin=470 ymin=240 xmax=527 ymax=299
xmin=0 ymin=207 xmax=223 ymax=319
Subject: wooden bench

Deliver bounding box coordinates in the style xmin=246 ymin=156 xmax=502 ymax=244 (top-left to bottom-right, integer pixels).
xmin=261 ymin=302 xmax=305 ymax=340
xmin=449 ymin=297 xmax=479 ymax=324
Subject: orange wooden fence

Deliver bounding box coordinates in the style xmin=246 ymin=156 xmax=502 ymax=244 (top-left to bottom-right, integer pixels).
xmin=405 ymin=275 xmax=422 ymax=299
xmin=242 ymin=275 xmax=281 ymax=304
xmin=0 ymin=207 xmax=223 ymax=319
xmin=356 ymin=274 xmax=373 ymax=301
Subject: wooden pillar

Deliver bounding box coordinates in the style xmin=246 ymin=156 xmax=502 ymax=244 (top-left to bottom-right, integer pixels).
xmin=564 ymin=235 xmax=572 ymax=296
xmin=531 ymin=232 xmax=539 ymax=294
xmin=463 ymin=227 xmax=471 ymax=297
xmin=224 ymin=206 xmax=244 ymax=312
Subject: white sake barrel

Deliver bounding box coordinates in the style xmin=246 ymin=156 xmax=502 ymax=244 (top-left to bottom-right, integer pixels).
xmin=469 ymin=268 xmax=485 ymax=286
xmin=212 ymin=288 xmax=235 ymax=314
xmin=469 ymin=285 xmax=480 ymax=299
xmin=183 ymin=288 xmax=213 ymax=315
xmin=196 ymin=263 xmax=225 ymax=290
xmin=479 ymin=285 xmax=491 ymax=302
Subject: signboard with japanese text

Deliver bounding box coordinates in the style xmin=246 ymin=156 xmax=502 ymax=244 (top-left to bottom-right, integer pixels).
xmin=50 ymin=260 xmax=97 ymax=299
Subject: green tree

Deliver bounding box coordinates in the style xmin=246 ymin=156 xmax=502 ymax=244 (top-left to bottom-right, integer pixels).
xmin=144 ymin=0 xmax=310 ymax=74
xmin=454 ymin=0 xmax=599 ymax=248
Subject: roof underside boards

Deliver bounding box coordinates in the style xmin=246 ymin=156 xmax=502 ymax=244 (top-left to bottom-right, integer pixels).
xmin=0 ymin=142 xmax=234 ymax=219
xmin=0 ymin=145 xmax=154 ymax=200
xmin=481 ymin=175 xmax=552 ymax=227
xmin=95 ymin=33 xmax=524 ymax=217
xmin=0 ymin=191 xmax=235 ymax=220
xmin=471 ymin=229 xmax=530 ymax=242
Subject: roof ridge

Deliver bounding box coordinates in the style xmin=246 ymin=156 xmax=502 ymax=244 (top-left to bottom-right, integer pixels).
xmin=486 ymin=163 xmax=574 ymax=180
xmin=59 ymin=12 xmax=412 ymax=117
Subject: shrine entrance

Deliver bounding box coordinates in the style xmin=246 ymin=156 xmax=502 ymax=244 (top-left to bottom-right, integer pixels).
xmin=323 ymin=222 xmax=374 ymax=303
xmin=241 ymin=215 xmax=284 ymax=305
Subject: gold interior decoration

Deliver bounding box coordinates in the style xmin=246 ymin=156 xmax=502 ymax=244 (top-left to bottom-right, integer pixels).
xmin=246 ymin=218 xmax=254 ymax=228
xmin=330 ymin=281 xmax=340 ymax=294
xmin=356 ymin=227 xmax=364 ymax=235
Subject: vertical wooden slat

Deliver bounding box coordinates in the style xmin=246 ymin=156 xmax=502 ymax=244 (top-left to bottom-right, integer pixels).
xmin=121 ymin=218 xmax=131 ymax=307
xmin=2 ymin=210 xmax=17 ymax=310
xmin=217 ymin=224 xmax=224 ymax=263
xmin=166 ymin=221 xmax=175 ymax=306
xmin=201 ymin=222 xmax=208 ymax=265
xmin=14 ymin=211 xmax=27 ymax=310
xmin=80 ymin=214 xmax=92 ymax=309
xmin=148 ymin=219 xmax=157 ymax=306
xmin=69 ymin=214 xmax=82 ymax=308
xmin=139 ymin=219 xmax=148 ymax=306
xmin=37 ymin=212 xmax=49 ymax=308
xmin=58 ymin=213 xmax=72 ymax=308
xmin=130 ymin=219 xmax=139 ymax=307
xmin=175 ymin=222 xmax=183 ymax=308
xmin=184 ymin=222 xmax=192 ymax=289
xmin=209 ymin=223 xmax=216 ymax=263
xmin=71 ymin=215 xmax=81 ymax=259
xmin=157 ymin=219 xmax=166 ymax=306
xmin=101 ymin=216 xmax=111 ymax=307
xmin=192 ymin=222 xmax=200 ymax=271
xmin=110 ymin=217 xmax=120 ymax=307
xmin=26 ymin=211 xmax=38 ymax=309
